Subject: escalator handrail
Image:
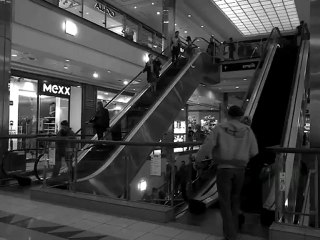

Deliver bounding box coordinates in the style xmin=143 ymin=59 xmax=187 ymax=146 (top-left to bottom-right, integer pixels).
xmin=74 ymin=45 xmax=173 ymax=136
xmin=242 ymin=27 xmax=282 ymax=114
xmin=78 ymin=51 xmax=204 ymax=182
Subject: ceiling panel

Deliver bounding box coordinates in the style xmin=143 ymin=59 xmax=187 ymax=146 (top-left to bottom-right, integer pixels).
xmin=210 ymin=0 xmax=300 ymax=36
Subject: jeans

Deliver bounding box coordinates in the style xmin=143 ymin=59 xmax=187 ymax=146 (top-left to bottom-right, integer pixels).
xmin=217 ymin=168 xmax=245 ymax=240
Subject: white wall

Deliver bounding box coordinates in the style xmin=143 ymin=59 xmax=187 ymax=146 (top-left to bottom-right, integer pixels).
xmin=70 ymin=86 xmax=82 ymax=134
xmin=12 ymin=0 xmax=151 ymax=77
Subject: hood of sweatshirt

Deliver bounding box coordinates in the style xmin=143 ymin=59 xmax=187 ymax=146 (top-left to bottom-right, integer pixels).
xmin=219 ymin=120 xmax=249 ymax=138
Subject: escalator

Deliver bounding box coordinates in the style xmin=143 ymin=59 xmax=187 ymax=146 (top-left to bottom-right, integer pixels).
xmin=175 ymin=29 xmax=282 ymax=218
xmin=71 ymin=52 xmax=216 ymax=197
xmin=241 ymin=41 xmax=299 ymax=213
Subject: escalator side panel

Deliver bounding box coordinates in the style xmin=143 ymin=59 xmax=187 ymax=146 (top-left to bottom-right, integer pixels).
xmin=243 ymin=45 xmax=299 ymax=212
xmin=76 ymin=53 xmax=217 ymax=197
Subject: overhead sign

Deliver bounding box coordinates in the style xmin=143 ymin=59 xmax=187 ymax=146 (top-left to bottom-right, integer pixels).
xmin=222 ymin=60 xmax=259 ymax=72
xmin=94 ymin=2 xmax=116 ymax=17
xmin=39 ymin=81 xmax=71 ymax=98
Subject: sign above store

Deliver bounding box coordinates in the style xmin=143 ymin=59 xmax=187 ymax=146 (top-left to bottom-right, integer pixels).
xmin=222 ymin=60 xmax=259 ymax=72
xmin=39 ymin=81 xmax=71 ymax=98
xmin=94 ymin=2 xmax=116 ymax=17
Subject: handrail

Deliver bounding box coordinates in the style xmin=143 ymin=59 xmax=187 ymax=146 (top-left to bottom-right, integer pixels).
xmin=242 ymin=27 xmax=282 ymax=112
xmin=74 ymin=44 xmax=174 ymax=136
xmin=262 ymin=27 xmax=282 ymax=56
xmin=37 ymin=137 xmax=203 ymax=147
xmin=267 ymin=146 xmax=320 ymax=154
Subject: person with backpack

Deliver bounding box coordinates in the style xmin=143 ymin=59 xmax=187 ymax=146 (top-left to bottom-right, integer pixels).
xmin=196 ymin=105 xmax=258 ymax=240
xmin=91 ymin=101 xmax=110 ymax=140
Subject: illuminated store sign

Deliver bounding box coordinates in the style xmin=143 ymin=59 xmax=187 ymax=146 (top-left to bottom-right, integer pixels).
xmin=222 ymin=60 xmax=259 ymax=72
xmin=39 ymin=81 xmax=71 ymax=98
xmin=94 ymin=2 xmax=116 ymax=17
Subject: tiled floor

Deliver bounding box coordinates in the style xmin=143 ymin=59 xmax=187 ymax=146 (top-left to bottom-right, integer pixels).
xmin=0 ymin=189 xmax=266 ymax=240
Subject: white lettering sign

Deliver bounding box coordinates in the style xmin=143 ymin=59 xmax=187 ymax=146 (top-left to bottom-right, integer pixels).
xmin=42 ymin=83 xmax=71 ymax=96
xmin=94 ymin=2 xmax=116 ymax=17
xmin=242 ymin=63 xmax=256 ymax=69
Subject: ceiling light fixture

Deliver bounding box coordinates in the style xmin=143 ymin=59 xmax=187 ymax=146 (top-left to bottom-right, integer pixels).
xmin=188 ymin=14 xmax=191 ymax=17
xmin=211 ymin=0 xmax=300 ymax=36
xmin=134 ymin=6 xmax=137 ymax=9
xmin=11 ymin=54 xmax=17 ymax=57
xmin=235 ymin=86 xmax=240 ymax=89
xmin=64 ymin=66 xmax=68 ymax=69
xmin=63 ymin=20 xmax=78 ymax=36
xmin=107 ymin=70 xmax=111 ymax=73
xmin=201 ymin=25 xmax=204 ymax=28
xmin=65 ymin=59 xmax=70 ymax=62
xmin=152 ymin=2 xmax=155 ymax=5
xmin=243 ymin=78 xmax=247 ymax=81
xmin=157 ymin=11 xmax=160 ymax=15
xmin=184 ymin=30 xmax=187 ymax=33
xmin=93 ymin=72 xmax=99 ymax=78
xmin=123 ymin=80 xmax=129 ymax=85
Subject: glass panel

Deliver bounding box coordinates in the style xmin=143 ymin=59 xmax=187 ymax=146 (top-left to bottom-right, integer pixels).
xmin=83 ymin=0 xmax=106 ymax=28
xmin=58 ymin=0 xmax=82 ymax=17
xmin=39 ymin=96 xmax=69 ymax=134
xmin=139 ymin=27 xmax=153 ymax=50
xmin=9 ymin=77 xmax=38 ymax=150
xmin=106 ymin=7 xmax=124 ymax=36
xmin=125 ymin=18 xmax=138 ymax=43
xmin=97 ymin=90 xmax=132 ymax=120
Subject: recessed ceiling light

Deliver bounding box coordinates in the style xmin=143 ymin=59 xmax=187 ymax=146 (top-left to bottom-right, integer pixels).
xmin=188 ymin=14 xmax=191 ymax=17
xmin=235 ymin=86 xmax=240 ymax=89
xmin=65 ymin=59 xmax=70 ymax=62
xmin=64 ymin=66 xmax=68 ymax=69
xmin=243 ymin=78 xmax=247 ymax=81
xmin=107 ymin=70 xmax=111 ymax=73
xmin=133 ymin=88 xmax=136 ymax=90
xmin=201 ymin=25 xmax=204 ymax=28
xmin=134 ymin=6 xmax=137 ymax=9
xmin=11 ymin=54 xmax=17 ymax=57
xmin=152 ymin=2 xmax=154 ymax=5
xmin=93 ymin=72 xmax=99 ymax=78
xmin=175 ymin=23 xmax=177 ymax=26
xmin=123 ymin=80 xmax=129 ymax=85
xmin=157 ymin=11 xmax=160 ymax=15
xmin=181 ymin=108 xmax=185 ymax=111
xmin=184 ymin=30 xmax=187 ymax=33
xmin=86 ymin=12 xmax=89 ymax=15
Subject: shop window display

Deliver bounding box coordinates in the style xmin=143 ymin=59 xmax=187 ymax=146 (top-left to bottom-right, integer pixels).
xmin=9 ymin=77 xmax=38 ymax=150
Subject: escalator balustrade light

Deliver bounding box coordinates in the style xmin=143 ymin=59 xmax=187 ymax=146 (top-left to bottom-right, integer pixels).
xmin=138 ymin=179 xmax=147 ymax=191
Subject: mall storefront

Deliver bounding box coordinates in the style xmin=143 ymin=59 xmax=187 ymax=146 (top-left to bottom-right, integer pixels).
xmin=8 ymin=70 xmax=132 ymax=154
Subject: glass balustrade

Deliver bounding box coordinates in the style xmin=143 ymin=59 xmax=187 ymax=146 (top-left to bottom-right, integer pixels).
xmin=43 ymin=0 xmax=165 ymax=54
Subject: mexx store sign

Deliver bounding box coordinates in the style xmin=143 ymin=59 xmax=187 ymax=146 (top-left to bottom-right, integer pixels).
xmin=39 ymin=81 xmax=71 ymax=98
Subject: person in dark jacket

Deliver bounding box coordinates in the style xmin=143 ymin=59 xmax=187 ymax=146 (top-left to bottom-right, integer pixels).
xmin=91 ymin=101 xmax=110 ymax=140
xmin=228 ymin=37 xmax=236 ymax=60
xmin=52 ymin=120 xmax=75 ymax=177
xmin=143 ymin=54 xmax=160 ymax=93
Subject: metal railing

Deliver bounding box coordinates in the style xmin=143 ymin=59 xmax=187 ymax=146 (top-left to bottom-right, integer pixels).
xmin=35 ymin=137 xmax=203 ymax=207
xmin=268 ymin=147 xmax=320 ymax=229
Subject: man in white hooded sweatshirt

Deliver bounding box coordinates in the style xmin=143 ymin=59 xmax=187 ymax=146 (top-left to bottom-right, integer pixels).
xmin=196 ymin=105 xmax=258 ymax=240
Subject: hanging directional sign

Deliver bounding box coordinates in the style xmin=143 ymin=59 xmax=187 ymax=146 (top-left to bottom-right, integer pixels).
xmin=222 ymin=60 xmax=259 ymax=72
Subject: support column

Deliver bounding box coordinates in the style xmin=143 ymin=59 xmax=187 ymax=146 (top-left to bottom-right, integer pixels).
xmin=309 ymin=0 xmax=320 ymax=227
xmin=0 ymin=0 xmax=12 ymax=178
xmin=162 ymin=0 xmax=176 ymax=55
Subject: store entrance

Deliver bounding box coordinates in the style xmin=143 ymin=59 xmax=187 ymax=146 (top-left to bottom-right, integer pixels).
xmin=38 ymin=96 xmax=69 ymax=134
